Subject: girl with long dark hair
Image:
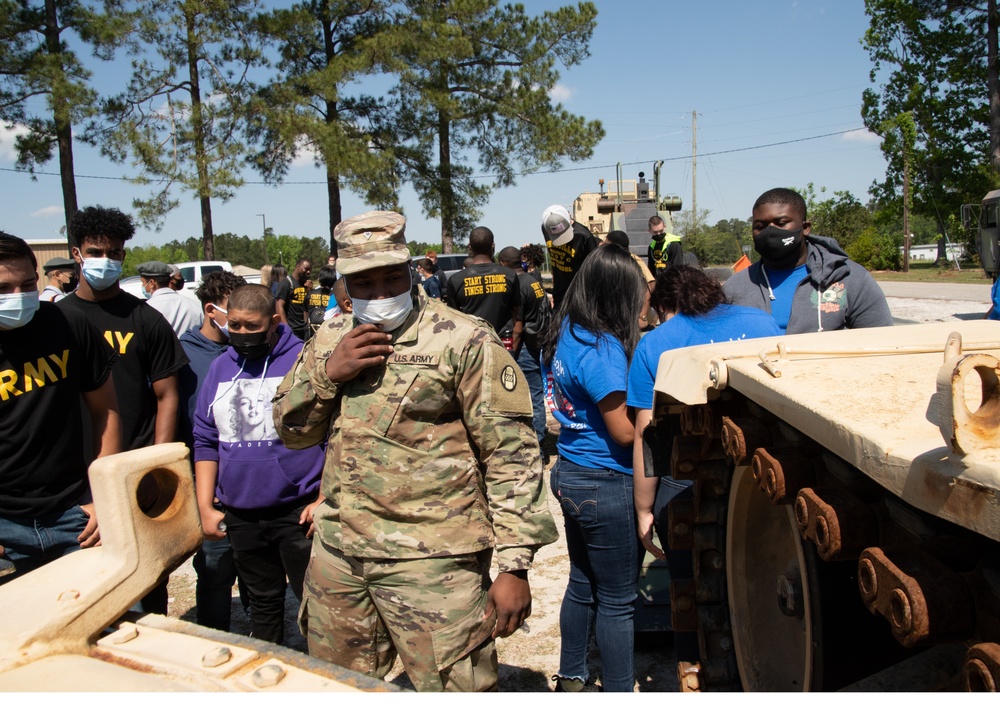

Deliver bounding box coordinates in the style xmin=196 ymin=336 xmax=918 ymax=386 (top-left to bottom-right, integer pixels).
xmin=542 ymin=243 xmax=647 ymax=692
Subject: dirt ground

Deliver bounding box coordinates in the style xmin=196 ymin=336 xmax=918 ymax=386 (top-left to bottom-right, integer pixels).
xmin=164 ymin=291 xmax=982 ymax=692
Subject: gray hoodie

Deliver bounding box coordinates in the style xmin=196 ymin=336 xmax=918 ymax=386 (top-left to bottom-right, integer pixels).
xmin=723 ymin=234 xmax=893 ymax=334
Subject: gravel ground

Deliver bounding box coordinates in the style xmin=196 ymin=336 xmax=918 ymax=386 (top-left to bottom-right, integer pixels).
xmin=165 ymin=293 xmax=987 ymax=692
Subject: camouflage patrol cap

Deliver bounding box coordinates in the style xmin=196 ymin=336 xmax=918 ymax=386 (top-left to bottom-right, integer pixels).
xmin=335 ymin=211 xmax=409 ymax=275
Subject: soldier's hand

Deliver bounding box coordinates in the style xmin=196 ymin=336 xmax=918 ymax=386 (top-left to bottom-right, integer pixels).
xmin=486 ymin=570 xmax=532 ymax=638
xmin=299 ymin=494 xmax=325 ymax=538
xmin=78 ymin=502 xmax=101 ymax=548
xmin=326 ymin=323 xmax=394 ymax=383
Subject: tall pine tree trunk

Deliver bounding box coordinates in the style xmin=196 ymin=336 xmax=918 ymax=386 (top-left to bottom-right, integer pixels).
xmin=989 ymin=0 xmax=1000 ymax=175
xmin=322 ymin=9 xmax=342 ymax=257
xmin=438 ymin=109 xmax=455 ymax=253
xmin=186 ymin=7 xmax=215 ymax=260
xmin=45 ymin=0 xmax=78 ymax=251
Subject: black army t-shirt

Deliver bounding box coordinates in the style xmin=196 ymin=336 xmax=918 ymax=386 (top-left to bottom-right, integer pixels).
xmin=60 ymin=291 xmax=188 ymax=451
xmin=275 ymin=275 xmax=308 ymax=336
xmin=515 ymin=272 xmax=549 ymax=349
xmin=445 ymin=263 xmax=521 ymax=334
xmin=0 ymin=303 xmax=115 ymax=517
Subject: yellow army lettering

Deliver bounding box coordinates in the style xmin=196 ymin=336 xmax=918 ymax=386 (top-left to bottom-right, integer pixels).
xmin=462 ymin=276 xmax=485 ymax=297
xmin=103 ymin=330 xmax=134 ymax=355
xmin=0 ymin=349 xmax=70 ymax=402
xmin=532 ymin=282 xmax=545 ymax=298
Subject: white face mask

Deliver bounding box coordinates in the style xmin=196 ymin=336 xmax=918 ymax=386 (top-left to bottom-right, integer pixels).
xmin=0 ymin=290 xmax=40 ymax=330
xmin=350 ymin=281 xmax=414 ymax=333
xmin=209 ymin=303 xmax=229 ymax=336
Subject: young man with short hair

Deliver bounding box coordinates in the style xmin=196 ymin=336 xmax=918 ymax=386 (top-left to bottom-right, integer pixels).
xmin=58 ymin=205 xmax=188 ymax=614
xmin=723 ymin=187 xmax=893 ymax=334
xmin=0 ymin=232 xmax=120 ymax=582
xmin=275 ymin=258 xmax=312 ymax=341
xmin=194 ymin=284 xmax=324 ymax=645
xmin=446 ymin=226 xmax=522 ymax=351
xmin=415 ymin=258 xmax=442 ymax=299
xmin=647 ymin=215 xmax=682 ymax=277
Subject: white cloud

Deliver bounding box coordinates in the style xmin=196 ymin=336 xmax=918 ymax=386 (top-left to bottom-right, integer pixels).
xmin=0 ymin=123 xmax=30 ymax=162
xmin=30 ymin=205 xmax=64 ymax=218
xmin=290 ymin=136 xmax=322 ymax=167
xmin=841 ymin=128 xmax=880 ymax=144
xmin=549 ymin=84 xmax=573 ymax=103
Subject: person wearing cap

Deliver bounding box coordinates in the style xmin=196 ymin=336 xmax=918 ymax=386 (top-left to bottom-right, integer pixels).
xmin=540 ymin=204 xmax=599 ymax=309
xmin=40 ymin=257 xmax=79 ymax=303
xmin=168 ymin=265 xmax=185 ymax=292
xmin=58 ymin=206 xmax=188 ymax=615
xmin=139 ymin=260 xmax=204 ymax=337
xmin=273 ymin=210 xmax=557 ymax=692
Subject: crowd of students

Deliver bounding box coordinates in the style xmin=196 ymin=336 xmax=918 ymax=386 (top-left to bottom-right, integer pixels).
xmin=0 ymin=186 xmax=897 ymax=691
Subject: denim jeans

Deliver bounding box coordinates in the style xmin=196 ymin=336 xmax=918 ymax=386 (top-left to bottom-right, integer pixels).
xmin=550 ymin=457 xmax=640 ymax=692
xmin=515 ymin=341 xmax=546 ymax=448
xmin=0 ymin=505 xmax=90 ymax=583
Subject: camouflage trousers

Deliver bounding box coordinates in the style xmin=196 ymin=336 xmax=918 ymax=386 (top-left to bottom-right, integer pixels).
xmin=300 ymin=538 xmax=499 ymax=692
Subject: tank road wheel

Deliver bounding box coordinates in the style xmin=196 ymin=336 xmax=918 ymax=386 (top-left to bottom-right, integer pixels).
xmin=725 ymin=466 xmax=823 ymax=691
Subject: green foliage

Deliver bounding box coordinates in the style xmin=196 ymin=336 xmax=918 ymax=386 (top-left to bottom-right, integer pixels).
xmin=249 ymin=0 xmax=399 ymax=245
xmin=799 ymin=184 xmax=874 ymax=250
xmin=846 ymin=226 xmax=901 ymax=271
xmin=862 ymin=0 xmax=1000 ymax=257
xmin=381 ymin=0 xmax=605 ymax=249
xmin=92 ymin=0 xmax=265 ymax=257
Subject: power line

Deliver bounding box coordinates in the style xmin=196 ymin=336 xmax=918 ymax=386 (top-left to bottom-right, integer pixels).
xmin=0 ymin=127 xmax=869 ymax=185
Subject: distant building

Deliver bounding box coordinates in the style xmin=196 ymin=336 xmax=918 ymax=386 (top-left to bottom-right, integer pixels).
xmin=902 ymin=243 xmax=966 ymax=262
xmin=27 ymin=239 xmax=72 ymax=286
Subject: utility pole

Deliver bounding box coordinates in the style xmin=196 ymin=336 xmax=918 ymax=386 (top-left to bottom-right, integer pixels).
xmin=256 ymin=213 xmax=269 ymax=265
xmin=902 ymin=152 xmax=910 ymax=273
xmin=692 ymin=110 xmax=698 ymax=231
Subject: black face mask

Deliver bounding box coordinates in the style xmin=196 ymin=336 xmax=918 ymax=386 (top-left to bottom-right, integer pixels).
xmin=754 ymin=225 xmax=804 ymax=269
xmin=229 ymin=330 xmax=272 ymax=362
xmin=62 ymin=274 xmax=79 ymax=292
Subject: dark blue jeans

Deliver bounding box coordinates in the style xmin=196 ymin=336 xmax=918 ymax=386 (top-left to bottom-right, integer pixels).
xmin=0 ymin=505 xmax=89 ymax=584
xmin=550 ymin=457 xmax=640 ymax=692
xmin=516 ymin=341 xmax=546 ymax=448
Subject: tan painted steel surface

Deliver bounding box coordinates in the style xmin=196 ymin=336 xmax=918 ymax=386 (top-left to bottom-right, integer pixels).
xmin=0 ymin=443 xmax=394 ymax=692
xmin=651 ymin=321 xmax=1000 ymax=543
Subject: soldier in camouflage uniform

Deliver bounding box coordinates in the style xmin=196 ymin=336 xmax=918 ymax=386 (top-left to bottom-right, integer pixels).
xmin=272 ymin=210 xmax=557 ymax=692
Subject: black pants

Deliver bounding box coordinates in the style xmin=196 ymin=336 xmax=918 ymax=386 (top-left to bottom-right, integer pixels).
xmin=224 ymin=500 xmax=312 ymax=645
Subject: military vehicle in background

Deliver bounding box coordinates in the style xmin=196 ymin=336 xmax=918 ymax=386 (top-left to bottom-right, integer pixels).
xmin=962 ymin=189 xmax=1000 ymax=279
xmin=573 ymin=161 xmax=683 ymax=259
xmin=645 ymin=322 xmax=1000 ymax=692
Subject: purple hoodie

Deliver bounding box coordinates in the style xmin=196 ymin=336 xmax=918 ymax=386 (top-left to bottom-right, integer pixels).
xmin=193 ymin=323 xmax=322 ymax=509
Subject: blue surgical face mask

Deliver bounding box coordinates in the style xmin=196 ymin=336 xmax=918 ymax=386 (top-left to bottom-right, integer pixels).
xmin=0 ymin=291 xmax=40 ymax=330
xmin=82 ymin=258 xmax=123 ymax=291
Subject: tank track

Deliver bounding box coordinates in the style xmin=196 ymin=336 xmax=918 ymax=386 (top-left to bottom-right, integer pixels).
xmin=648 ymin=395 xmax=1000 ymax=692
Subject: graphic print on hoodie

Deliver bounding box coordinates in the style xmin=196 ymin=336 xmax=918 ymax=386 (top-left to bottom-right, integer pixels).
xmin=193 ymin=323 xmax=323 ymax=511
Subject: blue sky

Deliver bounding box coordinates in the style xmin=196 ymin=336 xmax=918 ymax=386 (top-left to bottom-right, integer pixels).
xmin=0 ymin=0 xmax=886 ymax=254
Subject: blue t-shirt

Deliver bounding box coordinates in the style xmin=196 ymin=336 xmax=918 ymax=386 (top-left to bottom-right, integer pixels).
xmin=989 ymin=279 xmax=1000 ymax=321
xmin=626 ymin=304 xmax=781 ymax=411
xmin=762 ymin=263 xmax=808 ymax=333
xmin=544 ymin=321 xmax=632 ymax=473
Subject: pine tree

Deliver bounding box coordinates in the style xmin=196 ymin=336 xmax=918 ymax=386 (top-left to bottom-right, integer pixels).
xmin=382 ymin=0 xmax=604 ymax=252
